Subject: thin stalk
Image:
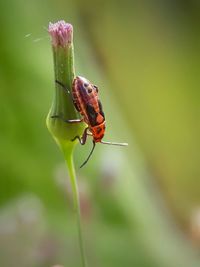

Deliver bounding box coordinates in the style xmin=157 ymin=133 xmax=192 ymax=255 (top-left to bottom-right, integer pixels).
xmin=64 ymin=149 xmax=87 ymax=267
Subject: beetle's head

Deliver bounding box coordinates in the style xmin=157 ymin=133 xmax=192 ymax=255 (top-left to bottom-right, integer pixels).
xmin=76 ymin=76 xmax=99 ymax=94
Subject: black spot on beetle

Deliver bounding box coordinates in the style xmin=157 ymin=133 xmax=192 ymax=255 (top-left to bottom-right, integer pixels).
xmin=84 ymin=83 xmax=89 ymax=87
xmin=87 ymin=88 xmax=92 ymax=93
xmin=98 ymin=100 xmax=105 ymax=118
xmin=73 ymin=100 xmax=81 ymax=112
xmin=97 ymin=127 xmax=102 ymax=134
xmin=86 ymin=104 xmax=98 ymax=126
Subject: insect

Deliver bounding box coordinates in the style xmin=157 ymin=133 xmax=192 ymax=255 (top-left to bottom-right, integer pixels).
xmin=52 ymin=76 xmax=128 ymax=168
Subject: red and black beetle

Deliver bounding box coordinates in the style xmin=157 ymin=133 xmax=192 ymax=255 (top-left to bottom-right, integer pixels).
xmin=52 ymin=76 xmax=128 ymax=167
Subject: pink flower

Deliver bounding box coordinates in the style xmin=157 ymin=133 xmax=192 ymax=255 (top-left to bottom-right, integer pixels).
xmin=48 ymin=20 xmax=73 ymax=47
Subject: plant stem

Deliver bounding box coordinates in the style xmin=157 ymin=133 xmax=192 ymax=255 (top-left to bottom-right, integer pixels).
xmin=64 ymin=148 xmax=87 ymax=267
xmin=47 ymin=21 xmax=87 ymax=267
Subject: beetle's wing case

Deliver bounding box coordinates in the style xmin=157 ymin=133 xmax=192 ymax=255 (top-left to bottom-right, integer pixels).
xmin=72 ymin=76 xmax=105 ymax=127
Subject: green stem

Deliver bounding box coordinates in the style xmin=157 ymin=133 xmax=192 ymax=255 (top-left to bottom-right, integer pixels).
xmin=47 ymin=21 xmax=87 ymax=267
xmin=64 ymin=148 xmax=87 ymax=267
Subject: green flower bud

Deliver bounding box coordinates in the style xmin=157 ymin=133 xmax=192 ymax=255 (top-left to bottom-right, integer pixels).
xmin=46 ymin=20 xmax=85 ymax=151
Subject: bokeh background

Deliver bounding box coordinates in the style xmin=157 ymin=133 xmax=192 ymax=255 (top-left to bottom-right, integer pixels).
xmin=0 ymin=0 xmax=200 ymax=266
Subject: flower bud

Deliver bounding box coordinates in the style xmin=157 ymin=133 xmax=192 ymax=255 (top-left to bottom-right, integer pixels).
xmin=46 ymin=21 xmax=85 ymax=149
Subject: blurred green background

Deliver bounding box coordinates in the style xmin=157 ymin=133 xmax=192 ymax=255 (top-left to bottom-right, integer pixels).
xmin=0 ymin=0 xmax=200 ymax=266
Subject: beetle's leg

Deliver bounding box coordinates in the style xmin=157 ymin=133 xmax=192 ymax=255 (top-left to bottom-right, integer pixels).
xmin=68 ymin=119 xmax=83 ymax=123
xmin=72 ymin=127 xmax=89 ymax=145
xmin=72 ymin=128 xmax=96 ymax=168
xmin=55 ymin=80 xmax=71 ymax=95
xmin=51 ymin=115 xmax=83 ymax=123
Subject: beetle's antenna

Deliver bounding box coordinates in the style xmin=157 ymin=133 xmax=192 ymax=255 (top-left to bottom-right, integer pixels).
xmin=55 ymin=80 xmax=71 ymax=94
xmin=55 ymin=80 xmax=74 ymax=103
xmin=100 ymin=141 xmax=128 ymax=146
xmin=80 ymin=140 xmax=96 ymax=168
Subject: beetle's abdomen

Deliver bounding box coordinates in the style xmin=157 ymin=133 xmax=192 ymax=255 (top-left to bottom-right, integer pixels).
xmin=91 ymin=122 xmax=106 ymax=142
xmin=72 ymin=76 xmax=105 ymax=128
